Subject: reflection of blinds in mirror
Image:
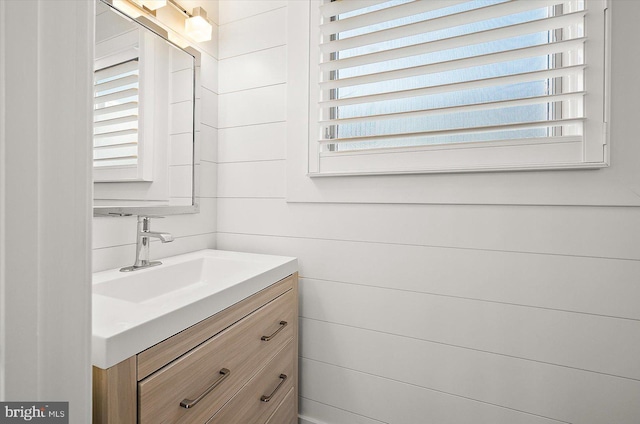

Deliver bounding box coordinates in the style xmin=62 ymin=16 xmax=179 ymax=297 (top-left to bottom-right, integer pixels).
xmin=93 ymin=58 xmax=139 ymax=168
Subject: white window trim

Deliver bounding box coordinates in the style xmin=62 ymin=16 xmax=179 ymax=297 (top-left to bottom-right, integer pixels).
xmin=305 ymin=0 xmax=610 ymax=177
xmin=284 ymin=0 xmax=640 ymax=206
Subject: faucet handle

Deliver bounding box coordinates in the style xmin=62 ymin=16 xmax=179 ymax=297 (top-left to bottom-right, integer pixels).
xmin=138 ymin=215 xmax=167 ymax=226
xmin=138 ymin=215 xmax=161 ymax=232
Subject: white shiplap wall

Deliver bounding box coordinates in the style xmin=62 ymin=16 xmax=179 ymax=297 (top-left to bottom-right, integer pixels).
xmin=92 ymin=3 xmax=219 ymax=272
xmin=217 ymin=2 xmax=640 ymax=424
xmin=2 ymin=2 xmax=94 ymax=420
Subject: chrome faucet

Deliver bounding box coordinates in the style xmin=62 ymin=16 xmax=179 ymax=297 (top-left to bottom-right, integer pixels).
xmin=120 ymin=216 xmax=173 ymax=272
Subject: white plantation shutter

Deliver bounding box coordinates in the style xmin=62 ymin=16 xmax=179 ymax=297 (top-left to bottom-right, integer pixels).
xmin=93 ymin=58 xmax=140 ymax=169
xmin=308 ymin=0 xmax=609 ymax=175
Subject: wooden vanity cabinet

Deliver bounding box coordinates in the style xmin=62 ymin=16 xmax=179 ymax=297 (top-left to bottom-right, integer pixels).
xmin=93 ymin=273 xmax=298 ymax=424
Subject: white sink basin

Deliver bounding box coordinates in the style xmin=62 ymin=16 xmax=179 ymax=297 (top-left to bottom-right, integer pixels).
xmin=92 ymin=249 xmax=297 ymax=369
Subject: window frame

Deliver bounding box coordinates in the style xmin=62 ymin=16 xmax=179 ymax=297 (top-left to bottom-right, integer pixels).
xmin=306 ymin=0 xmax=610 ymax=177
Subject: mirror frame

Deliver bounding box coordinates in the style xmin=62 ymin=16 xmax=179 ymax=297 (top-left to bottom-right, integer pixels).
xmin=93 ymin=0 xmax=199 ymax=217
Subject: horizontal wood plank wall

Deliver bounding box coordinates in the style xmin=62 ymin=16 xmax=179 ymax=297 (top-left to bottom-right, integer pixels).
xmin=92 ymin=5 xmax=219 ymax=272
xmin=217 ymin=2 xmax=640 ymax=424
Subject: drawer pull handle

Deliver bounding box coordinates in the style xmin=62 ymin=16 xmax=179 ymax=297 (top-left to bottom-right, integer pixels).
xmin=180 ymin=368 xmax=230 ymax=409
xmin=261 ymin=321 xmax=288 ymax=341
xmin=260 ymin=374 xmax=287 ymax=403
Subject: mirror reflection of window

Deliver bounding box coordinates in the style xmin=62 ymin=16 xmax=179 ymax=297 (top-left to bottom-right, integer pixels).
xmin=94 ymin=58 xmax=140 ymax=170
xmin=93 ymin=5 xmax=151 ymax=183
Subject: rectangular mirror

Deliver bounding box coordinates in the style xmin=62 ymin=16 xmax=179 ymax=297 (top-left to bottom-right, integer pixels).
xmin=93 ymin=0 xmax=198 ymax=216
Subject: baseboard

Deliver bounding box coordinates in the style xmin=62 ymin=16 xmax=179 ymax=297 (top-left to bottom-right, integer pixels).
xmin=299 ymin=414 xmax=324 ymax=424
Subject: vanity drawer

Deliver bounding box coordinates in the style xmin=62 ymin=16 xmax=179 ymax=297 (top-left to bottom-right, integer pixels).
xmin=138 ymin=290 xmax=295 ymax=424
xmin=206 ymin=339 xmax=295 ymax=424
xmin=137 ymin=275 xmax=295 ymax=380
xmin=265 ymin=387 xmax=296 ymax=424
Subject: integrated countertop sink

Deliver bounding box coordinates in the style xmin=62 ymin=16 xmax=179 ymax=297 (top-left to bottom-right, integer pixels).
xmin=92 ymin=249 xmax=297 ymax=369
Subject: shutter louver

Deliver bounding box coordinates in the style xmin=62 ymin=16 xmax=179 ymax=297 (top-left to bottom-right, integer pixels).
xmin=316 ymin=0 xmax=588 ymax=153
xmin=93 ymin=58 xmax=140 ymax=168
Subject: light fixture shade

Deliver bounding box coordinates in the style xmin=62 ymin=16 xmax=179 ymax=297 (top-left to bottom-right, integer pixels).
xmin=113 ymin=0 xmax=143 ymax=17
xmin=185 ymin=14 xmax=212 ymax=43
xmin=141 ymin=0 xmax=167 ymax=10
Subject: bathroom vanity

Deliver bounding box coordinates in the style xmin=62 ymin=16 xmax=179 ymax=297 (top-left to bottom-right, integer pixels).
xmin=92 ymin=250 xmax=298 ymax=424
xmin=90 ymin=3 xmax=299 ymax=422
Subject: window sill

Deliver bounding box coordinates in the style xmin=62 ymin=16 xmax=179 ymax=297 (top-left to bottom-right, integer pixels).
xmin=307 ymin=161 xmax=609 ymax=178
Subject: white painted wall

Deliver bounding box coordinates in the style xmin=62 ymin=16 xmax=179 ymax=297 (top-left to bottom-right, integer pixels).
xmin=92 ymin=3 xmax=220 ymax=272
xmin=216 ymin=1 xmax=640 ymax=424
xmin=0 ymin=1 xmax=93 ymax=422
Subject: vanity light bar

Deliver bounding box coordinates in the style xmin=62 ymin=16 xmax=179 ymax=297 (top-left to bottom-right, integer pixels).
xmin=166 ymin=0 xmax=190 ymax=17
xmin=110 ymin=0 xmax=212 ymax=44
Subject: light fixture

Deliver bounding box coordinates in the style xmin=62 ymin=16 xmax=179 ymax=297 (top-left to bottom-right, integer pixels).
xmin=113 ymin=0 xmax=212 ymax=44
xmin=167 ymin=0 xmax=213 ymax=43
xmin=115 ymin=0 xmax=166 ymax=14
xmin=140 ymin=0 xmax=167 ymax=10
xmin=184 ymin=7 xmax=213 ymax=42
xmin=113 ymin=0 xmax=143 ymax=17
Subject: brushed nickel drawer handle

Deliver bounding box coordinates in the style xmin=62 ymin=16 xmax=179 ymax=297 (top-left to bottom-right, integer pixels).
xmin=260 ymin=374 xmax=287 ymax=403
xmin=261 ymin=321 xmax=287 ymax=341
xmin=180 ymin=368 xmax=230 ymax=409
